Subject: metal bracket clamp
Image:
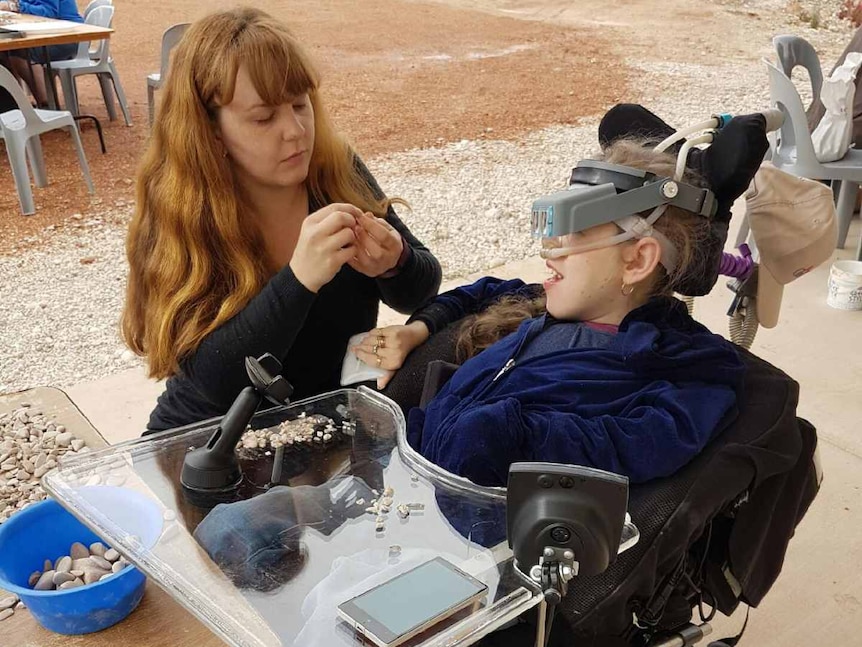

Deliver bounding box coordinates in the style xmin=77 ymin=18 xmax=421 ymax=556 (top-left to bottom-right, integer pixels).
xmin=528 ymin=546 xmax=579 ymax=602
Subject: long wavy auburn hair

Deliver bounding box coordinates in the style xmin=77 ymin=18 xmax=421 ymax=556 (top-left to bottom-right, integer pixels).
xmin=455 ymin=140 xmax=710 ymax=361
xmin=123 ymin=7 xmax=394 ymax=379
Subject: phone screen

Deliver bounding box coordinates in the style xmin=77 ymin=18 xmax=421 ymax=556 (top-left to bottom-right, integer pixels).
xmin=340 ymin=558 xmax=487 ymax=643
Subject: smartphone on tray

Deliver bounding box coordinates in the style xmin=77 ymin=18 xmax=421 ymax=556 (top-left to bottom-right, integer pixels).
xmin=337 ymin=557 xmax=489 ymax=647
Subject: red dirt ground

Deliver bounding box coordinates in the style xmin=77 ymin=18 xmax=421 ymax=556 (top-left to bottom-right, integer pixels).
xmin=0 ymin=0 xmax=628 ymax=253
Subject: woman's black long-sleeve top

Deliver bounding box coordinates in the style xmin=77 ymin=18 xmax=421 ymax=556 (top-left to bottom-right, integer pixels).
xmin=146 ymin=160 xmax=441 ymax=431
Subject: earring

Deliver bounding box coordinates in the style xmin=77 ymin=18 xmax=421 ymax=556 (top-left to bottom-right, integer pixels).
xmin=621 ymin=281 xmax=635 ymax=297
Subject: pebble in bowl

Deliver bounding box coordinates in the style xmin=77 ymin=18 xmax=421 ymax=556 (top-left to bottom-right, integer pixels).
xmin=0 ymin=487 xmax=163 ymax=634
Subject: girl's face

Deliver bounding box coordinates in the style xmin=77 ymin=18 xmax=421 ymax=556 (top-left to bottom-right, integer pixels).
xmin=542 ymin=223 xmax=632 ymax=324
xmin=217 ymin=65 xmax=315 ymax=192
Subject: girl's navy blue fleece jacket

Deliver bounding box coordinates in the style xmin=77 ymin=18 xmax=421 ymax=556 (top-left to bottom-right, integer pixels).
xmin=406 ymin=277 xmax=745 ymax=486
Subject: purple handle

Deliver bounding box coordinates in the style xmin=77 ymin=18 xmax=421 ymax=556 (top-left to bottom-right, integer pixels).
xmin=719 ymin=244 xmax=754 ymax=280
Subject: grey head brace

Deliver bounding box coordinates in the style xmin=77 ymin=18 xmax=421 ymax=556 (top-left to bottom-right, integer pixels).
xmin=531 ymin=160 xmax=717 ymax=274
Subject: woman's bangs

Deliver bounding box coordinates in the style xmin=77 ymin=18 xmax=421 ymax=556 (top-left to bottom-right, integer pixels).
xmin=241 ymin=29 xmax=318 ymax=106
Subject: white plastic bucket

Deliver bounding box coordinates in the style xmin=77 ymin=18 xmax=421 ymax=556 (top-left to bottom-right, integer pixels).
xmin=827 ymin=260 xmax=862 ymax=310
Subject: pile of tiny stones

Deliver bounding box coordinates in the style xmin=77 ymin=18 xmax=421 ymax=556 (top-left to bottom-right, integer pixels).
xmin=236 ymin=413 xmax=355 ymax=453
xmin=0 ymin=404 xmax=90 ymax=524
xmin=0 ymin=541 xmax=129 ymax=623
xmin=362 ymin=483 xmax=425 ymax=533
xmin=29 ymin=541 xmax=130 ymax=593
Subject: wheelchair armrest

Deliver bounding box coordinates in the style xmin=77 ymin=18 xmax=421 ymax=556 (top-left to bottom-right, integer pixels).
xmin=419 ymin=360 xmax=460 ymax=408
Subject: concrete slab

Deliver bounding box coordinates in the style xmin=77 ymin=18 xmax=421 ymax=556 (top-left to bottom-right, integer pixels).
xmin=0 ymin=387 xmax=107 ymax=449
xmin=65 ymin=367 xmax=164 ymax=444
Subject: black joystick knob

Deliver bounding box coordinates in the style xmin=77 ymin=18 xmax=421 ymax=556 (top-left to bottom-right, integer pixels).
xmin=180 ymin=354 xmax=293 ymax=494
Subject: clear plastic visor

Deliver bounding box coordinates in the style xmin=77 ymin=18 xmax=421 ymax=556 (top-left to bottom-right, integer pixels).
xmin=539 ymin=229 xmax=633 ymax=260
xmin=538 ymin=206 xmax=678 ymax=272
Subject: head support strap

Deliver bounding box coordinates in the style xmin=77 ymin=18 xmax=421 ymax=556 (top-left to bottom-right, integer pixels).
xmin=531 ymin=161 xmax=715 ymax=273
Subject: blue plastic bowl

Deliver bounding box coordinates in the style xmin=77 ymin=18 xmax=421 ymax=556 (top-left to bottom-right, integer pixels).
xmin=0 ymin=488 xmax=163 ymax=634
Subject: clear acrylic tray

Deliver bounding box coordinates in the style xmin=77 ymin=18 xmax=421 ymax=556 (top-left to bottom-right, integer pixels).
xmin=42 ymin=388 xmax=547 ymax=647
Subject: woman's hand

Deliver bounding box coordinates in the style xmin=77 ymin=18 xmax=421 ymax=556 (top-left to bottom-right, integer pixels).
xmin=289 ymin=203 xmax=365 ymax=293
xmin=352 ymin=321 xmax=430 ymax=388
xmin=348 ymin=212 xmax=404 ymax=278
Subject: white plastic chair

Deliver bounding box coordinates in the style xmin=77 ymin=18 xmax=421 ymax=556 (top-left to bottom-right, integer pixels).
xmin=773 ymin=35 xmax=824 ymax=111
xmin=51 ymin=5 xmax=132 ymax=127
xmin=0 ymin=67 xmax=94 ymax=216
xmin=83 ymin=0 xmax=113 ymax=58
xmin=83 ymin=0 xmax=112 ymax=19
xmin=147 ymin=22 xmax=189 ymax=127
xmin=766 ymin=59 xmax=862 ymax=260
xmin=735 ymin=37 xmax=826 ymax=249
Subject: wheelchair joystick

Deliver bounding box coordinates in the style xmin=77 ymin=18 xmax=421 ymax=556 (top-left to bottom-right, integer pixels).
xmin=180 ymin=353 xmax=293 ymax=497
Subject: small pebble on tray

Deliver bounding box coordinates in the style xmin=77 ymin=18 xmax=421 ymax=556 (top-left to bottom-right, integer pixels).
xmin=364 ymin=484 xmax=426 ymax=535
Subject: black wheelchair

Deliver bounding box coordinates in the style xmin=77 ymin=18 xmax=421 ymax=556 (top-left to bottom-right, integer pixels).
xmin=382 ymin=322 xmax=820 ymax=647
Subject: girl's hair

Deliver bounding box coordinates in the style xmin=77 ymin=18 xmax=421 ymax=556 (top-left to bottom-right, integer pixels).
xmin=455 ymin=140 xmax=709 ymax=360
xmin=455 ymin=294 xmax=547 ymax=362
xmin=122 ymin=7 xmax=395 ymax=379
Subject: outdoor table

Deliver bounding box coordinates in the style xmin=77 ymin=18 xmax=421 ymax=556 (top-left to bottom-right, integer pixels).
xmin=0 ymin=388 xmax=223 ymax=647
xmin=0 ymin=10 xmax=113 ymax=152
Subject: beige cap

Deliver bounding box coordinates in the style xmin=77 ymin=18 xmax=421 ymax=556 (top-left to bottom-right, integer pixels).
xmin=744 ymin=163 xmax=837 ymax=328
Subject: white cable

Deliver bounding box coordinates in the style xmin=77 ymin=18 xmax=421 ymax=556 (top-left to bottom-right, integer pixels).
xmin=675 ymin=133 xmax=713 ymax=181
xmin=653 ymin=118 xmax=719 ymax=153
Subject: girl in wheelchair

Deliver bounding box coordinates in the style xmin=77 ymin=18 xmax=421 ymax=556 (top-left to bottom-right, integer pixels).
xmin=354 ymin=139 xmax=746 ymax=487
xmin=349 ymin=119 xmax=821 ymax=646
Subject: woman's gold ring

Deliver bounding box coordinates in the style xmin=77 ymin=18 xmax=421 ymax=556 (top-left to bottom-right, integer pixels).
xmin=377 ymin=335 xmax=385 ymax=348
xmin=376 ymin=356 xmax=382 ymax=367
xmin=372 ymin=343 xmax=380 ymax=355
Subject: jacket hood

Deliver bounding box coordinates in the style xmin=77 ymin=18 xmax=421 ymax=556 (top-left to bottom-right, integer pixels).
xmin=613 ymin=297 xmax=744 ymax=388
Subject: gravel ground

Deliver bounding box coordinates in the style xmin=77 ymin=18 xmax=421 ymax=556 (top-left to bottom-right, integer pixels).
xmin=0 ymin=1 xmax=857 ymax=395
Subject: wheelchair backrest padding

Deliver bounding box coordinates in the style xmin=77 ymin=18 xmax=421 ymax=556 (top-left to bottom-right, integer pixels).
xmin=556 ymin=347 xmax=818 ymax=639
xmin=381 ymin=323 xmax=817 ymax=641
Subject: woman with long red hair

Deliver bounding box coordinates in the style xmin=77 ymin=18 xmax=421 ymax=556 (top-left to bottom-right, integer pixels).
xmin=123 ymin=7 xmax=441 ymax=431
